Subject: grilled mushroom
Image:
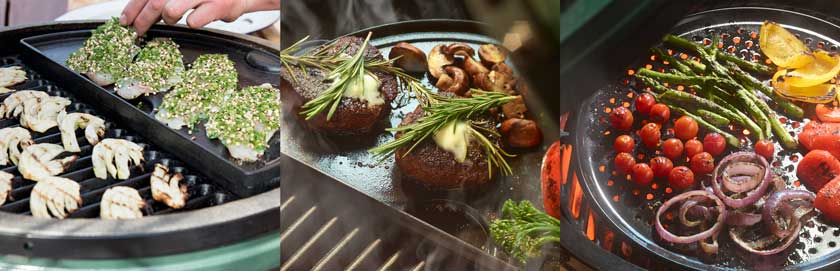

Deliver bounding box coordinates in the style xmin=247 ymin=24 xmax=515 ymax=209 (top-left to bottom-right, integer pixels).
xmin=58 ymin=112 xmax=106 ymax=153
xmin=151 ymin=163 xmax=188 ymax=209
xmin=100 ymin=186 xmax=145 ymax=220
xmin=427 ymin=45 xmax=454 ymax=79
xmin=500 ymin=118 xmax=543 ymax=148
xmin=0 ymin=127 xmax=32 ymax=166
xmin=0 ymin=90 xmax=48 ymax=119
xmin=18 ymin=143 xmax=77 ymax=182
xmin=0 ymin=171 xmax=12 ymax=207
xmin=388 ymin=42 xmax=427 ymax=73
xmin=436 ymin=66 xmax=470 ymax=96
xmin=93 ymin=139 xmax=144 ymax=180
xmin=30 ymin=176 xmax=81 ymax=219
xmin=20 ymin=96 xmax=71 ymax=133
xmin=479 ymin=44 xmax=507 ymax=67
xmin=0 ymin=66 xmax=26 ymax=94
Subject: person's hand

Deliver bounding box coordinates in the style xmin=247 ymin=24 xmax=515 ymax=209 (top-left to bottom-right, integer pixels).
xmin=120 ymin=0 xmax=279 ymax=36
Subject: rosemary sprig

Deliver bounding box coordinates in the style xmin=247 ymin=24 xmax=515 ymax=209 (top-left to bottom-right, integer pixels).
xmin=369 ymin=90 xmax=517 ymax=177
xmin=298 ymin=32 xmax=374 ymax=120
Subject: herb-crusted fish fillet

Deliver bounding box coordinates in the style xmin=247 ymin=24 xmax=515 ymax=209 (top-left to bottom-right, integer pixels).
xmin=66 ymin=17 xmax=139 ymax=86
xmin=116 ymin=38 xmax=184 ymax=99
xmin=155 ymin=54 xmax=238 ymax=129
xmin=206 ymin=83 xmax=280 ymax=162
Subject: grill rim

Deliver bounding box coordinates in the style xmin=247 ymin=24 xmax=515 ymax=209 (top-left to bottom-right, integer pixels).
xmin=0 ymin=21 xmax=280 ymax=259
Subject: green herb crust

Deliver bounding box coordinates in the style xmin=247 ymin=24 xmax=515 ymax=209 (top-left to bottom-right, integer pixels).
xmin=66 ymin=17 xmax=137 ymax=79
xmin=158 ymin=54 xmax=238 ymax=128
xmin=206 ymin=84 xmax=280 ymax=151
xmin=117 ymin=38 xmax=184 ymax=92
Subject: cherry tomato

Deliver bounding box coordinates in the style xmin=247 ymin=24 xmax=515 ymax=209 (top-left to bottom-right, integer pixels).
xmin=690 ymin=152 xmax=715 ymax=175
xmin=674 ymin=116 xmax=699 ymax=140
xmin=610 ymin=106 xmax=634 ymax=131
xmin=614 ymin=152 xmax=636 ymax=174
xmin=631 ymin=163 xmax=654 ymax=185
xmin=649 ymin=103 xmax=670 ymax=124
xmin=650 ymin=156 xmax=674 ymax=179
xmin=685 ymin=139 xmax=704 ymax=158
xmin=703 ymin=133 xmax=726 ymax=156
xmin=669 ymin=166 xmax=695 ymax=190
xmin=754 ymin=140 xmax=775 ymax=161
xmin=614 ymin=135 xmax=635 ymax=153
xmin=662 ymin=138 xmax=684 ymax=160
xmin=640 ymin=123 xmax=661 ymax=148
xmin=634 ymin=93 xmax=656 ymax=115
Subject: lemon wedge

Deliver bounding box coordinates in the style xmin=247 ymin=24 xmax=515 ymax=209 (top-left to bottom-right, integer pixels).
xmin=772 ymin=69 xmax=837 ymax=103
xmin=760 ymin=21 xmax=814 ymax=68
xmin=782 ymin=50 xmax=840 ymax=87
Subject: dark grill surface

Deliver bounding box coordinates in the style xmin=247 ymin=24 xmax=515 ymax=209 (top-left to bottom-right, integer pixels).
xmin=0 ymin=55 xmax=236 ymax=218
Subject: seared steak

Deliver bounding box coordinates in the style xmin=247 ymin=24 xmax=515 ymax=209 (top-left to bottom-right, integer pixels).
xmin=280 ymin=36 xmax=398 ymax=136
xmin=395 ymin=105 xmax=495 ymax=189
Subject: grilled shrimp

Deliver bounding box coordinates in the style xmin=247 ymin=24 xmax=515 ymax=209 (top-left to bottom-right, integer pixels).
xmin=30 ymin=176 xmax=81 ymax=219
xmin=0 ymin=127 xmax=32 ymax=166
xmin=0 ymin=90 xmax=48 ymax=119
xmin=18 ymin=143 xmax=78 ymax=181
xmin=20 ymin=96 xmax=71 ymax=133
xmin=57 ymin=111 xmax=106 ymax=152
xmin=100 ymin=186 xmax=145 ymax=219
xmin=93 ymin=139 xmax=144 ymax=180
xmin=0 ymin=66 xmax=26 ymax=94
xmin=0 ymin=171 xmax=12 ymax=207
xmin=150 ymin=163 xmax=187 ymax=209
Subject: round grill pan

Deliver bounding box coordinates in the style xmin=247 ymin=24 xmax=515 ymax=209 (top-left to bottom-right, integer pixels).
xmin=0 ymin=21 xmax=279 ymax=259
xmin=575 ymin=7 xmax=840 ymax=270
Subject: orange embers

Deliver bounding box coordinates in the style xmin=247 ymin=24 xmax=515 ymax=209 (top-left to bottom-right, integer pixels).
xmin=569 ymin=172 xmax=583 ymax=219
xmin=586 ymin=212 xmax=596 ymax=241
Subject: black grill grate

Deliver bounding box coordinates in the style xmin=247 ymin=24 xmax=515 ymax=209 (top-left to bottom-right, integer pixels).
xmin=0 ymin=55 xmax=237 ymax=218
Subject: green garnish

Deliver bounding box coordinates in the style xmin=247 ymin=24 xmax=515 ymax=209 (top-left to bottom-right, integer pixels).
xmin=66 ymin=17 xmax=137 ymax=80
xmin=369 ymin=90 xmax=517 ymax=177
xmin=206 ymin=84 xmax=280 ymax=151
xmin=490 ymin=200 xmax=562 ymax=263
xmin=158 ymin=54 xmax=238 ymax=129
xmin=117 ymin=38 xmax=184 ymax=93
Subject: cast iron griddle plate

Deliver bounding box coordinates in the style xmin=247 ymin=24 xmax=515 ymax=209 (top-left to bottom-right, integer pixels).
xmin=577 ymin=7 xmax=840 ymax=270
xmin=281 ymin=19 xmax=560 ymax=258
xmin=20 ymin=26 xmax=281 ymax=197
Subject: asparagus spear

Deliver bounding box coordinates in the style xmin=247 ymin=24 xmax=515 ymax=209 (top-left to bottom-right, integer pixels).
xmin=661 ymin=87 xmax=763 ymax=140
xmin=652 ymin=47 xmax=693 ymax=75
xmin=670 ymin=106 xmax=741 ymax=147
xmin=717 ymin=51 xmax=774 ymax=75
xmin=726 ymin=62 xmax=804 ymax=118
xmin=636 ymin=68 xmax=741 ymax=91
xmin=696 ymin=109 xmax=730 ymax=127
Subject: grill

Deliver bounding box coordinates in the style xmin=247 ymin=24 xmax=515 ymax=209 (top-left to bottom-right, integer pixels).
xmin=553 ymin=3 xmax=840 ymax=271
xmin=0 ymin=21 xmax=279 ymax=266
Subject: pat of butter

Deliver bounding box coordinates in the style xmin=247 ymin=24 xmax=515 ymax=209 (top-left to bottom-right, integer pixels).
xmin=433 ymin=121 xmax=472 ymax=163
xmin=341 ymin=73 xmax=384 ymax=106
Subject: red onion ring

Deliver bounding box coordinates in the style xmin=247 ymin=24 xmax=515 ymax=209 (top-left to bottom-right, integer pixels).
xmin=722 ymin=162 xmax=764 ymax=193
xmin=762 ymin=190 xmax=815 ymax=239
xmin=726 ymin=210 xmax=762 ymax=226
xmin=729 ymin=222 xmax=802 ymax=255
xmin=699 ymin=234 xmax=719 ymax=255
xmin=679 ymin=198 xmax=712 ymax=227
xmin=656 ymin=190 xmax=727 ymax=244
xmin=712 ymin=152 xmax=772 ymax=209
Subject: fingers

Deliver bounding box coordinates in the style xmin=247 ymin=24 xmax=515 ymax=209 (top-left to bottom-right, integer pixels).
xmin=162 ymin=0 xmax=203 ymax=25
xmin=132 ymin=0 xmax=168 ymax=36
xmin=120 ymin=0 xmax=149 ymax=26
xmin=185 ymin=2 xmax=228 ymax=29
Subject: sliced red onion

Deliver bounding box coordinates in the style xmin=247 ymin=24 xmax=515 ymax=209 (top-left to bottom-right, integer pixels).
xmin=729 ymin=223 xmax=802 ymax=255
xmin=726 ymin=210 xmax=762 ymax=226
xmin=723 ymin=162 xmax=764 ymax=193
xmin=762 ymin=190 xmax=815 ymax=239
xmin=679 ymin=199 xmax=712 ymax=227
xmin=656 ymin=190 xmax=726 ymax=244
xmin=699 ymin=234 xmax=719 ymax=255
xmin=712 ymin=152 xmax=772 ymax=209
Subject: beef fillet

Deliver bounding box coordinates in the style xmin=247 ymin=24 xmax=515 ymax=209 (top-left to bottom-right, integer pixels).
xmin=280 ymin=36 xmax=398 ymax=136
xmin=395 ymin=105 xmax=496 ymax=189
